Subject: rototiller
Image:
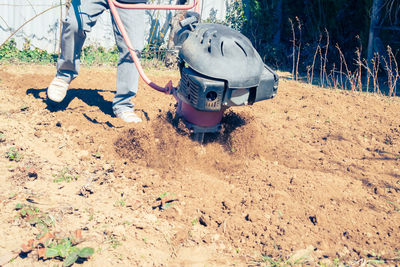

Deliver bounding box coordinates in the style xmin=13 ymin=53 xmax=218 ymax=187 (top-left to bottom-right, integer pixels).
xmin=108 ymin=0 xmax=278 ymax=142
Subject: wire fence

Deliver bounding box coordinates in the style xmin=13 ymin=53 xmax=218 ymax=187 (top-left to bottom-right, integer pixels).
xmin=0 ymin=0 xmax=227 ymax=53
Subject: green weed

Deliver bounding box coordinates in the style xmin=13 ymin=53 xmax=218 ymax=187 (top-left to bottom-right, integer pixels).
xmin=114 ymin=198 xmax=126 ymax=207
xmin=5 ymin=146 xmax=23 ymax=162
xmin=257 ymin=254 xmax=308 ymax=266
xmin=45 ymin=238 xmax=94 ymax=267
xmin=20 ymin=105 xmax=29 ymax=111
xmin=52 ymin=167 xmax=78 ymax=183
xmin=159 ymin=192 xmax=177 ymax=210
xmin=15 ymin=202 xmax=93 ymax=266
xmin=387 ymin=201 xmax=400 ymax=213
xmin=15 ymin=203 xmax=55 ymax=233
xmin=107 ymin=234 xmax=121 ymax=249
xmin=92 ymin=152 xmax=101 ymax=159
xmin=365 ymin=250 xmax=386 ymax=265
xmin=81 ymin=45 xmax=118 ymax=66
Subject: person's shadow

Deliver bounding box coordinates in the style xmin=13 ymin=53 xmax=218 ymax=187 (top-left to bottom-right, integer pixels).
xmin=26 ymin=87 xmax=119 ymax=126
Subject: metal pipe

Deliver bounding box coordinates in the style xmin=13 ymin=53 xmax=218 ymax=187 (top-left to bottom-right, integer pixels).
xmin=108 ymin=0 xmax=199 ymax=93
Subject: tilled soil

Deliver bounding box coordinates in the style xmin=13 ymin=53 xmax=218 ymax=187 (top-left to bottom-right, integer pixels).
xmin=0 ymin=64 xmax=399 ymax=266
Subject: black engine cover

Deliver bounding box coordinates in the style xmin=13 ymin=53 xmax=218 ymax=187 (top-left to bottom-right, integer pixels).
xmin=176 ymin=22 xmax=278 ymax=112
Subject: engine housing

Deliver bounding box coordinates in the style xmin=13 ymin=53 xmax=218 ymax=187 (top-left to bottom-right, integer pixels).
xmin=175 ymin=23 xmax=278 ymax=113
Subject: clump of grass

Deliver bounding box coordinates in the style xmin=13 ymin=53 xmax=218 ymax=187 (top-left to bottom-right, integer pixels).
xmin=52 ymin=167 xmax=78 ymax=183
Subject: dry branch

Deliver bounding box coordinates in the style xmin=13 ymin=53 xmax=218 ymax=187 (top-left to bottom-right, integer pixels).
xmin=0 ymin=4 xmax=62 ymax=48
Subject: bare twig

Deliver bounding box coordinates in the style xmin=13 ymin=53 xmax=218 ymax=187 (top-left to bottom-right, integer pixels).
xmin=362 ymin=58 xmax=371 ymax=93
xmin=0 ymin=4 xmax=62 ymax=48
xmin=322 ymin=29 xmax=329 ymax=87
xmin=387 ymin=45 xmax=399 ymax=96
xmin=373 ymin=53 xmax=381 ymax=94
xmin=295 ymin=17 xmax=302 ymax=81
xmin=310 ymin=34 xmax=322 ymax=85
xmin=289 ymin=18 xmax=296 ymax=80
xmin=336 ymin=44 xmax=356 ymax=91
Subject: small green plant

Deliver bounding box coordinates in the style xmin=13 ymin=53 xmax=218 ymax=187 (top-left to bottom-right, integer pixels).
xmin=5 ymin=146 xmax=23 ymax=162
xmin=257 ymin=254 xmax=307 ymax=266
xmin=158 ymin=192 xmax=177 ymax=210
xmin=52 ymin=167 xmax=78 ymax=183
xmin=366 ymin=250 xmax=385 ymax=264
xmin=191 ymin=218 xmax=198 ymax=226
xmin=20 ymin=105 xmax=29 ymax=111
xmin=107 ymin=234 xmax=121 ymax=249
xmin=114 ymin=198 xmax=126 ymax=207
xmin=45 ymin=238 xmax=94 ymax=267
xmin=92 ymin=152 xmax=101 ymax=159
xmin=19 ymin=230 xmax=93 ymax=267
xmin=387 ymin=201 xmax=400 ymax=213
xmin=332 ymin=257 xmax=341 ymax=266
xmin=15 ymin=203 xmax=55 ymax=233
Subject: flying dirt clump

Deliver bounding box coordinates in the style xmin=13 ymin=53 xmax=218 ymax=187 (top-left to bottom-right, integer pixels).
xmin=114 ymin=110 xmax=266 ymax=176
xmin=114 ymin=114 xmax=201 ymax=170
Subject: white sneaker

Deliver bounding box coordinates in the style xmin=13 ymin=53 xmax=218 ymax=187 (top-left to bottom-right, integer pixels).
xmin=47 ymin=77 xmax=69 ymax=102
xmin=115 ymin=110 xmax=142 ymax=123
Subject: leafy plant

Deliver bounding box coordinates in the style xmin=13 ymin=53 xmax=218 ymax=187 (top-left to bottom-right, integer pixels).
xmin=0 ymin=39 xmax=57 ymax=64
xmin=19 ymin=230 xmax=93 ymax=267
xmin=52 ymin=167 xmax=78 ymax=183
xmin=81 ymin=45 xmax=118 ymax=66
xmin=15 ymin=203 xmax=55 ymax=233
xmin=225 ymin=0 xmax=246 ymax=31
xmin=5 ymin=146 xmax=23 ymax=162
xmin=45 ymin=238 xmax=94 ymax=267
xmin=0 ymin=39 xmax=117 ymax=66
xmin=159 ymin=192 xmax=177 ymax=210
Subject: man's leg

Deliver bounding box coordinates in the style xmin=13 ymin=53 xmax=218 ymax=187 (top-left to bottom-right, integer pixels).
xmin=110 ymin=7 xmax=145 ymax=120
xmin=48 ymin=0 xmax=108 ymax=102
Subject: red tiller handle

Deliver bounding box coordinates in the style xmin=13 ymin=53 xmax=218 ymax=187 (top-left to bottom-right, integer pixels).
xmin=108 ymin=0 xmax=200 ymax=93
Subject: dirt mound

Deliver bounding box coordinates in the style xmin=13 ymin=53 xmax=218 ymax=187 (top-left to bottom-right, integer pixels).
xmin=114 ymin=110 xmax=265 ymax=175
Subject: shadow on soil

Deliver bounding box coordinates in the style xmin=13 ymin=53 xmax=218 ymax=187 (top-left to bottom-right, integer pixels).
xmin=26 ymin=87 xmax=115 ymax=117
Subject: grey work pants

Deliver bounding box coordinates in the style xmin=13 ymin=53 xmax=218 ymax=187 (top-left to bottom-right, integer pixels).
xmin=56 ymin=0 xmax=145 ymax=114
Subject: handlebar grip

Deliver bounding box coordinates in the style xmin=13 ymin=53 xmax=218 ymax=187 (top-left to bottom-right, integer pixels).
xmin=180 ymin=16 xmax=198 ymax=28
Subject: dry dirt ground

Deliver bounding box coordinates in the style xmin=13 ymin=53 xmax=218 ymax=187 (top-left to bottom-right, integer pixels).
xmin=0 ymin=64 xmax=399 ymax=266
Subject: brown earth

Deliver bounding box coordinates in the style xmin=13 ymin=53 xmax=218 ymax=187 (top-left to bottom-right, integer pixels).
xmin=0 ymin=64 xmax=399 ymax=266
